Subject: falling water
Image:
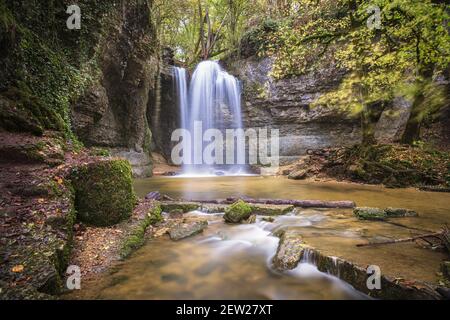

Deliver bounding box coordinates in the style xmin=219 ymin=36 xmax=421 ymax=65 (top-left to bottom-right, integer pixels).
xmin=174 ymin=67 xmax=189 ymax=130
xmin=173 ymin=60 xmax=248 ymax=176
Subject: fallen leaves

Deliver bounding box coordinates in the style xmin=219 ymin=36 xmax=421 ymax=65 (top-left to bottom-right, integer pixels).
xmin=11 ymin=264 xmax=24 ymax=273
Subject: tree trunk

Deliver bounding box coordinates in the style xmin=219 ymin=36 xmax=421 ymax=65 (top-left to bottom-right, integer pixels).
xmin=401 ymin=85 xmax=426 ymax=144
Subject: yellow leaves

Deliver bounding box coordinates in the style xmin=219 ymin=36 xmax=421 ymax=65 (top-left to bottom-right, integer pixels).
xmin=54 ymin=176 xmax=64 ymax=185
xmin=11 ymin=265 xmax=24 ymax=273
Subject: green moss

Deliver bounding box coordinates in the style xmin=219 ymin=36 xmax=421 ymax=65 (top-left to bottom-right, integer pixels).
xmin=120 ymin=203 xmax=162 ymax=259
xmin=161 ymin=202 xmax=200 ymax=213
xmin=354 ymin=207 xmax=386 ymax=221
xmin=223 ymin=200 xmax=253 ymax=223
xmin=71 ymin=159 xmax=137 ymax=227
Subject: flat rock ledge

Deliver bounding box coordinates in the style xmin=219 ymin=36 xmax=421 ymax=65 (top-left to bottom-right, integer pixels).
xmin=272 ymin=231 xmax=446 ymax=299
xmin=302 ymin=248 xmax=444 ymax=300
xmin=167 ymin=220 xmax=208 ymax=241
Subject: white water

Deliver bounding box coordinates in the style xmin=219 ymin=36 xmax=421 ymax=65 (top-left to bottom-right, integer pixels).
xmin=173 ymin=61 xmax=248 ymax=177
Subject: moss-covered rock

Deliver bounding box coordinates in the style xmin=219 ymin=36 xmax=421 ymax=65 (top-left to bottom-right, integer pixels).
xmin=385 ymin=207 xmax=418 ymax=217
xmin=250 ymin=204 xmax=294 ymax=215
xmin=119 ymin=203 xmax=162 ymax=259
xmin=71 ymin=159 xmax=136 ymax=226
xmin=354 ymin=207 xmax=387 ymax=220
xmin=223 ymin=200 xmax=253 ymax=223
xmin=161 ymin=202 xmax=200 ymax=213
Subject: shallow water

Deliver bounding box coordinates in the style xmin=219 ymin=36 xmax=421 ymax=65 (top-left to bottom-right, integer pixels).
xmin=71 ymin=177 xmax=450 ymax=299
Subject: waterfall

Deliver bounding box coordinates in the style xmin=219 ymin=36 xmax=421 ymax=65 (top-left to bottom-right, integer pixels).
xmin=174 ymin=67 xmax=189 ymax=130
xmin=173 ymin=60 xmax=249 ymax=176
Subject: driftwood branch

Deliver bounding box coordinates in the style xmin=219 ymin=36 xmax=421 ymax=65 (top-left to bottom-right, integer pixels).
xmin=356 ymin=231 xmax=443 ymax=248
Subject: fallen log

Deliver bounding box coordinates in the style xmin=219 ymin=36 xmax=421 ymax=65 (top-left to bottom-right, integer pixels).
xmin=356 ymin=231 xmax=443 ymax=247
xmin=187 ymin=197 xmax=355 ymax=208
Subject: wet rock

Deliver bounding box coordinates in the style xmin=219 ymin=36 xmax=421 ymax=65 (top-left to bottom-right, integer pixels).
xmin=303 ymin=248 xmax=443 ymax=300
xmin=223 ymin=200 xmax=253 ymax=223
xmin=384 ymin=207 xmax=418 ymax=217
xmin=161 ymin=202 xmax=200 ymax=213
xmin=243 ymin=214 xmax=257 ymax=224
xmin=168 ymin=220 xmax=208 ymax=241
xmin=251 ymin=204 xmax=294 ymax=216
xmin=288 ymin=169 xmax=308 ymax=180
xmin=200 ymin=204 xmax=227 ymax=213
xmin=145 ymin=191 xmax=161 ymax=200
xmin=273 ymin=230 xmax=308 ymax=271
xmin=262 ymin=216 xmax=275 ymax=223
xmin=441 ymin=261 xmax=450 ymax=281
xmin=354 ymin=207 xmax=387 ymax=220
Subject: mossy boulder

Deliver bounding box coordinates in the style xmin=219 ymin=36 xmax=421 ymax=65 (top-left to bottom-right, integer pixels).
xmin=71 ymin=159 xmax=136 ymax=226
xmin=223 ymin=200 xmax=253 ymax=223
xmin=354 ymin=207 xmax=387 ymax=220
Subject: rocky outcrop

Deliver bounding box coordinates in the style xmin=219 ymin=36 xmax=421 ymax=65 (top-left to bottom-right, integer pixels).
xmin=70 ymin=1 xmax=158 ymax=177
xmin=228 ymin=57 xmax=412 ymax=165
xmin=147 ymin=63 xmax=181 ymax=161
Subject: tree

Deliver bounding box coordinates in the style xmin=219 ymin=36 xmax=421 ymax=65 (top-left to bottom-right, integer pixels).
xmin=264 ymin=0 xmax=450 ymax=145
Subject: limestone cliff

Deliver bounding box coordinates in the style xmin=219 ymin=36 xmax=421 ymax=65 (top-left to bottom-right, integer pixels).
xmin=228 ymin=56 xmax=412 ymax=164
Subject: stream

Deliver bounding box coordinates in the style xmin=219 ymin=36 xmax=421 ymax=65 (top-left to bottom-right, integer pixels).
xmin=72 ymin=176 xmax=450 ymax=299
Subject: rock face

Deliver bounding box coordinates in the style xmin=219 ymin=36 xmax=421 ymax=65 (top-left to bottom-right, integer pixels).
xmin=148 ymin=63 xmax=181 ymax=161
xmin=70 ymin=1 xmax=158 ymax=177
xmin=227 ymin=57 xmax=412 ymax=164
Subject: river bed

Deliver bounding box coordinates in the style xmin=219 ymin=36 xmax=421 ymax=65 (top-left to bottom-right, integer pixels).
xmin=70 ymin=176 xmax=450 ymax=299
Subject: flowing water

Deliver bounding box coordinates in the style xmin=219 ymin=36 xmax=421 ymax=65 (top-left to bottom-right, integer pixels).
xmin=173 ymin=61 xmax=247 ymax=176
xmin=70 ymin=177 xmax=450 ymax=300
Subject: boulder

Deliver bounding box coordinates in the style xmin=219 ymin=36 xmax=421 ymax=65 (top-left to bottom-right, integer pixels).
xmin=288 ymin=169 xmax=308 ymax=180
xmin=145 ymin=191 xmax=161 ymax=200
xmin=242 ymin=214 xmax=257 ymax=224
xmin=223 ymin=200 xmax=253 ymax=223
xmin=273 ymin=230 xmax=308 ymax=271
xmin=354 ymin=207 xmax=387 ymax=220
xmin=71 ymin=159 xmax=136 ymax=226
xmin=385 ymin=207 xmax=418 ymax=217
xmin=251 ymin=204 xmax=294 ymax=215
xmin=168 ymin=220 xmax=208 ymax=241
